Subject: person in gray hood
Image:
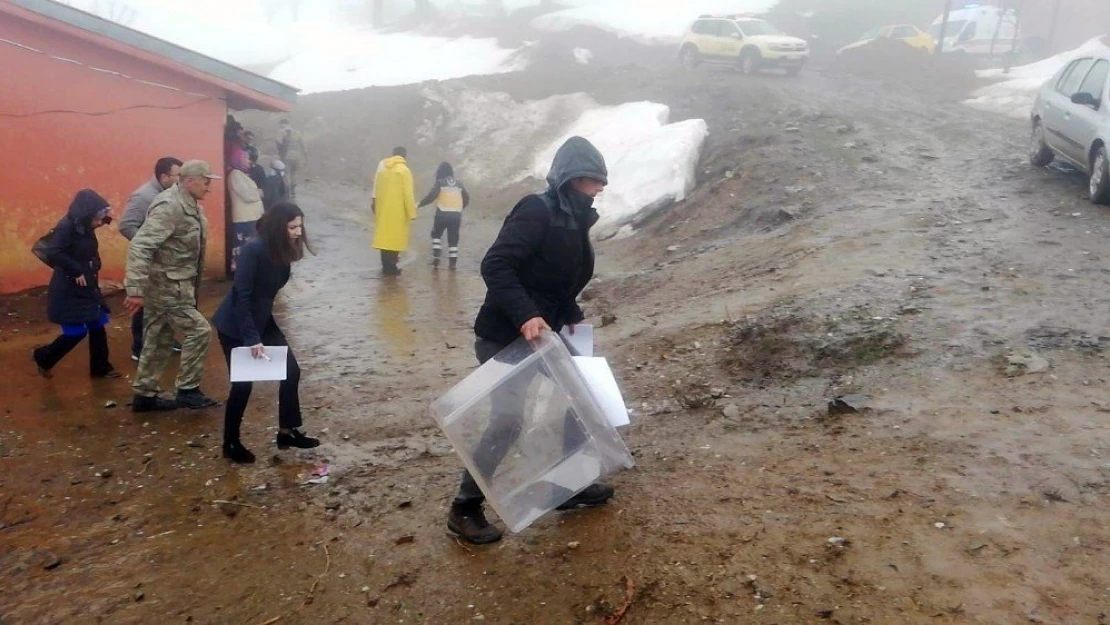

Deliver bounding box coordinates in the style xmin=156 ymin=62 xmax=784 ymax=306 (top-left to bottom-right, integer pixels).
xmin=119 ymin=157 xmax=183 ymax=361
xmin=449 ymin=136 xmax=614 ymax=545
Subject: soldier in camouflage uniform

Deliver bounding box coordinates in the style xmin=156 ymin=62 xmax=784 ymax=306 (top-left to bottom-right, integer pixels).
xmin=124 ymin=160 xmax=221 ymax=412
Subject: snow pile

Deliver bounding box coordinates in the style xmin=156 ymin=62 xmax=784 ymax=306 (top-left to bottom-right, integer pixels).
xmin=62 ymin=0 xmax=290 ymax=68
xmin=416 ymin=86 xmax=598 ymax=184
xmin=530 ymin=102 xmax=709 ymax=233
xmin=416 ymin=87 xmax=709 ymax=236
xmin=964 ymin=36 xmax=1110 ymax=119
xmin=531 ymin=0 xmax=777 ymax=45
xmin=269 ymin=25 xmax=523 ymax=93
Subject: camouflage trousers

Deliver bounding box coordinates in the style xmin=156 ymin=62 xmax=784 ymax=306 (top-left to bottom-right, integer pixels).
xmin=133 ymin=301 xmax=211 ymax=397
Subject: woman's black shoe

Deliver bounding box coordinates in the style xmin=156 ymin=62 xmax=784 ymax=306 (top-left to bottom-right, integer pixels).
xmin=276 ymin=429 xmax=320 ymax=450
xmin=32 ymin=350 xmax=52 ymax=379
xmin=222 ymin=442 xmax=256 ymax=464
xmin=92 ymin=367 xmax=121 ymax=379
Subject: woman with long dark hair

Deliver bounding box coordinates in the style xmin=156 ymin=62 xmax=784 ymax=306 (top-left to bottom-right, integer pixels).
xmin=32 ymin=189 xmax=119 ymax=379
xmin=212 ymin=201 xmax=319 ymax=463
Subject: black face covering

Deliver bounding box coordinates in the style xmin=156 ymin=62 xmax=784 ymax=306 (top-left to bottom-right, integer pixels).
xmin=564 ymin=187 xmax=595 ymax=218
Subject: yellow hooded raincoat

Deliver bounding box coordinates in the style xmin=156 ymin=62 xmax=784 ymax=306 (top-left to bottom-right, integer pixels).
xmin=373 ymin=156 xmax=417 ymax=252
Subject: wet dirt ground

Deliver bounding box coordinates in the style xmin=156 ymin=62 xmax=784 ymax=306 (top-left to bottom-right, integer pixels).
xmin=5 ymin=38 xmax=1110 ymax=625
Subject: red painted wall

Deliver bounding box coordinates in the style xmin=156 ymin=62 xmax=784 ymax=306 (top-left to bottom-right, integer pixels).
xmin=0 ymin=11 xmax=227 ymax=294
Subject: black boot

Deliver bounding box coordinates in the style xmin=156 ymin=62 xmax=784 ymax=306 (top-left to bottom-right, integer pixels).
xmin=176 ymin=388 xmax=220 ymax=409
xmin=222 ymin=441 xmax=256 ymax=464
xmin=449 ymin=257 xmax=458 ymax=271
xmin=32 ymin=350 xmax=52 ymax=379
xmin=447 ymin=503 xmax=503 ymax=545
xmin=132 ymin=395 xmax=178 ymax=413
xmin=33 ymin=333 xmax=84 ymax=378
xmin=556 ymin=483 xmax=616 ymax=510
xmin=276 ymin=428 xmax=320 ymax=449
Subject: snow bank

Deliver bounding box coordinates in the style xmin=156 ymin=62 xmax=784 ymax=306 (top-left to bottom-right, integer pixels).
xmin=530 ymin=102 xmax=709 ymax=233
xmin=62 ymin=0 xmax=524 ymax=90
xmin=531 ymin=0 xmax=777 ymax=45
xmin=268 ymin=25 xmax=523 ymax=93
xmin=964 ymin=36 xmax=1110 ymax=119
xmin=417 ymin=86 xmax=598 ymax=184
xmin=417 ymin=87 xmax=708 ymax=236
xmin=62 ymin=0 xmax=290 ymax=68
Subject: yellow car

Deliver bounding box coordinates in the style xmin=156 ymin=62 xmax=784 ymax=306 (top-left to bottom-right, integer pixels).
xmin=838 ymin=24 xmax=937 ymax=55
xmin=680 ymin=15 xmax=810 ymax=76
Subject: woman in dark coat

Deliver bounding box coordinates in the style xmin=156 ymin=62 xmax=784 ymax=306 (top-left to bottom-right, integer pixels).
xmin=32 ymin=189 xmax=119 ymax=379
xmin=212 ymin=201 xmax=320 ymax=463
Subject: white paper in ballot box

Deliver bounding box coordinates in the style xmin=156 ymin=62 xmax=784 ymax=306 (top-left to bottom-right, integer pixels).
xmin=572 ymin=356 xmax=630 ymax=427
xmin=230 ymin=346 xmax=289 ymax=382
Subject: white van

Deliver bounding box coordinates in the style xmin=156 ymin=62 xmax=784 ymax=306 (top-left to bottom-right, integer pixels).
xmin=929 ymin=4 xmax=1018 ymax=57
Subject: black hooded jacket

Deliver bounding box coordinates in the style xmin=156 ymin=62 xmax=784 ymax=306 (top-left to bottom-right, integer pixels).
xmin=40 ymin=189 xmax=110 ymax=325
xmin=474 ymin=136 xmax=608 ymax=345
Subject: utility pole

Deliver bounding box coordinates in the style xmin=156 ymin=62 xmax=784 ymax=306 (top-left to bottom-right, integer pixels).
xmin=1004 ymin=0 xmax=1024 ymax=73
xmin=936 ymin=0 xmax=954 ymax=55
xmin=1047 ymin=0 xmax=1062 ymax=55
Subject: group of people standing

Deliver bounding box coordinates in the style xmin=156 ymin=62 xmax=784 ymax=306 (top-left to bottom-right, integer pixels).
xmin=30 ymin=128 xmax=616 ymax=545
xmin=32 ymin=155 xmax=319 ymax=464
xmin=371 ymin=147 xmax=471 ymax=275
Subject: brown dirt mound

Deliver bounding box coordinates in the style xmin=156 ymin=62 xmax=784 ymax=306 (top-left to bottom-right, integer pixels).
xmin=722 ymin=310 xmax=910 ymax=384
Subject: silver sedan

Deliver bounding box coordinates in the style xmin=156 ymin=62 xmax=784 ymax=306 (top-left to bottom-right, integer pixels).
xmin=1030 ymin=50 xmax=1110 ymax=204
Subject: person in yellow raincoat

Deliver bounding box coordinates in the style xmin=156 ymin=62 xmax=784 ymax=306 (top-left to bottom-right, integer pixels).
xmin=372 ymin=146 xmax=416 ymax=276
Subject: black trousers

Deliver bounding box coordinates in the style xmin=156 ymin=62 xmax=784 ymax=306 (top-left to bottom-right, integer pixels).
xmin=454 ymin=337 xmax=587 ymax=507
xmin=380 ymin=250 xmax=400 ymax=273
xmin=34 ymin=324 xmax=112 ymax=376
xmin=131 ymin=307 xmax=144 ymax=354
xmin=218 ymin=318 xmax=302 ymax=444
xmin=431 ymin=210 xmax=462 ymax=260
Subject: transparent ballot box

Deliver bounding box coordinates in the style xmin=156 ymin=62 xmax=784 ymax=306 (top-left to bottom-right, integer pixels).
xmin=431 ymin=331 xmax=634 ymax=533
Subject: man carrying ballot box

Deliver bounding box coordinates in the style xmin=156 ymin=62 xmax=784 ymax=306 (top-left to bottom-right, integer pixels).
xmin=447 ymin=136 xmax=614 ymax=545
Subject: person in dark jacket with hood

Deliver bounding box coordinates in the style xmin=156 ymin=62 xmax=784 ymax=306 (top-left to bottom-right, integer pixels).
xmin=32 ymin=189 xmax=119 ymax=379
xmin=212 ymin=201 xmax=320 ymax=463
xmin=447 ymin=136 xmax=613 ymax=545
xmin=418 ymin=162 xmax=470 ymax=270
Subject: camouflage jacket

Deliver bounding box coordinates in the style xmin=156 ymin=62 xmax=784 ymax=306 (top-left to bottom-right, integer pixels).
xmin=124 ymin=183 xmax=208 ymax=304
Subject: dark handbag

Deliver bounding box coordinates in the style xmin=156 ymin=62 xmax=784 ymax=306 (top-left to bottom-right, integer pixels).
xmin=31 ymin=229 xmax=58 ymax=268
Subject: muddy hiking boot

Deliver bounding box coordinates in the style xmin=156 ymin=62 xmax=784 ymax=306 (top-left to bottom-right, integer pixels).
xmin=132 ymin=395 xmax=177 ymax=413
xmin=222 ymin=441 xmax=256 ymax=464
xmin=447 ymin=503 xmax=503 ymax=545
xmin=277 ymin=429 xmax=320 ymax=450
xmin=175 ymin=388 xmax=219 ymax=409
xmin=556 ymin=483 xmax=616 ymax=510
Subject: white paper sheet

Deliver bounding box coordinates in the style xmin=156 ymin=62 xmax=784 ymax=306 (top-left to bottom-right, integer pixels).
xmin=560 ymin=323 xmax=594 ymax=357
xmin=230 ymin=346 xmax=289 ymax=382
xmin=573 ymin=356 xmax=629 ymax=427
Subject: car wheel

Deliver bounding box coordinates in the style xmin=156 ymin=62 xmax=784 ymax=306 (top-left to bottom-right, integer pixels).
xmin=740 ymin=49 xmax=761 ymax=75
xmin=1029 ymin=122 xmax=1054 ymax=167
xmin=1090 ymin=145 xmax=1110 ymax=205
xmin=680 ymin=45 xmax=701 ymax=69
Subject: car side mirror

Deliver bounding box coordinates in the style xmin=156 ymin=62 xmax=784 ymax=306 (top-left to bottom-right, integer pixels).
xmin=1071 ymin=92 xmax=1099 ymax=108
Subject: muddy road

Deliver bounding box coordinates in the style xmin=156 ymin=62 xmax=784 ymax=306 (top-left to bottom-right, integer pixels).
xmin=4 ymin=51 xmax=1110 ymax=625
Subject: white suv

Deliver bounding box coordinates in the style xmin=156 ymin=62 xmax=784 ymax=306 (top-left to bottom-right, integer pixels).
xmin=680 ymin=15 xmax=809 ymax=75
